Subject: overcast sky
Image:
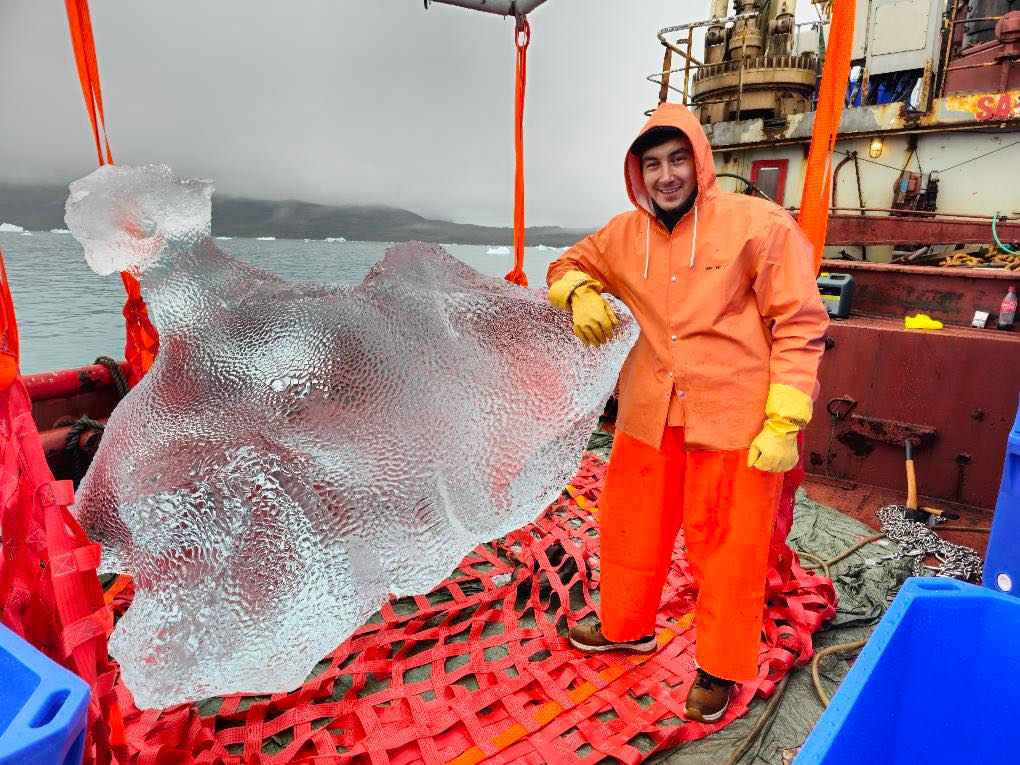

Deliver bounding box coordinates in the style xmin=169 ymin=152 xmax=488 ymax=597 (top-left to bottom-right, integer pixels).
xmin=0 ymin=1 xmax=818 ymax=228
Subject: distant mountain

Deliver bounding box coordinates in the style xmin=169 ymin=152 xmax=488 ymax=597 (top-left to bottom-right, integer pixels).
xmin=0 ymin=183 xmax=593 ymax=247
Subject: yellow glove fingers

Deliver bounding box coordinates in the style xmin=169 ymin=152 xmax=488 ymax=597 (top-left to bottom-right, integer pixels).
xmin=575 ymin=323 xmax=598 ymax=347
xmin=569 ymin=286 xmax=617 ymax=347
xmin=606 ymin=301 xmax=620 ymax=327
xmin=747 ymin=445 xmax=762 ymax=469
xmin=594 ymin=307 xmax=616 ymax=341
xmin=748 ymin=430 xmax=799 ymax=473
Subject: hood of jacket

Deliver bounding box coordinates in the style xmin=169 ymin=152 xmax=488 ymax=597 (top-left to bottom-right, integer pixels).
xmin=624 ymin=103 xmax=718 ymax=219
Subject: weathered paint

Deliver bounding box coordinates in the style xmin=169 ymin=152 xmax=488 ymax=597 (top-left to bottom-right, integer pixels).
xmin=24 ymin=363 xmax=125 ymax=447
xmin=817 ymin=259 xmax=1020 ymax=326
xmin=808 ymin=315 xmax=1020 ymax=509
xmin=826 ymin=214 xmax=1020 ymax=246
xmin=702 ymin=90 xmax=1020 ymax=149
xmin=24 ymin=362 xmax=127 ymax=401
xmin=709 ymin=130 xmax=1020 ymax=230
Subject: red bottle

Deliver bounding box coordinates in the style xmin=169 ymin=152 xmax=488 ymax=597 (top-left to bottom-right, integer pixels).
xmin=998 ymin=285 xmax=1017 ymax=331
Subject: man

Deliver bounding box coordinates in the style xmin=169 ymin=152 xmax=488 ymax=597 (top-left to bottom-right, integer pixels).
xmin=547 ymin=103 xmax=827 ymax=723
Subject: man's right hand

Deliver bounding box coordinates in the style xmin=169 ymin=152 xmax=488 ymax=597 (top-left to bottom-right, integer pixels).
xmin=570 ymin=284 xmax=619 ymax=347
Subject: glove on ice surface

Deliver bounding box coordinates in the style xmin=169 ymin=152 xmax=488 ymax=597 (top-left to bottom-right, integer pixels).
xmin=66 ymin=165 xmax=638 ymax=709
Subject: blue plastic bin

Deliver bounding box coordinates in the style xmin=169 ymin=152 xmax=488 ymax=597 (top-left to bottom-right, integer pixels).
xmin=0 ymin=624 xmax=90 ymax=765
xmin=983 ymin=399 xmax=1020 ymax=594
xmin=796 ymin=578 xmax=1020 ymax=763
xmin=798 ymin=399 xmax=1020 ymax=764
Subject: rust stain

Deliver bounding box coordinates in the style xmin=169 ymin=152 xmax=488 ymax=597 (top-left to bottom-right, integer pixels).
xmin=837 ymin=431 xmax=876 ymax=458
xmin=76 ymin=367 xmax=103 ymax=392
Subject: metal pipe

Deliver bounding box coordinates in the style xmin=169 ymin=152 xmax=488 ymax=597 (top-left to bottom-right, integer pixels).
xmin=683 ymin=27 xmax=694 ymax=104
xmin=657 ymin=31 xmax=704 ymax=66
xmin=938 ymin=0 xmax=962 ymax=99
xmin=425 ymin=0 xmax=550 ymax=16
xmin=735 ymin=27 xmax=749 ymax=121
xmin=648 ymin=68 xmax=706 ymax=99
xmin=658 ymin=44 xmax=673 ymax=105
xmin=951 ymin=15 xmax=1005 ymax=25
xmin=831 ymin=154 xmax=855 ymax=207
xmin=945 ymin=60 xmax=1004 ymax=71
xmin=716 ymin=172 xmax=775 ymax=202
xmin=659 ymin=12 xmax=758 ymax=35
xmin=24 ymin=362 xmax=130 ymax=401
xmin=827 ymin=206 xmax=1014 ymax=220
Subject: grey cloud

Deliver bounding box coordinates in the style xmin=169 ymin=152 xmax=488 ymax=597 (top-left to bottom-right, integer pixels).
xmin=2 ymin=1 xmax=707 ymax=228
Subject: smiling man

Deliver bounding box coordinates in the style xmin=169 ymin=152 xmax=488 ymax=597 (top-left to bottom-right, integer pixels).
xmin=546 ymin=103 xmax=828 ymax=723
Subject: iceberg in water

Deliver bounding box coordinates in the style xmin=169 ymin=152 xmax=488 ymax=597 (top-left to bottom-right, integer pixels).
xmin=486 ymin=245 xmax=511 ymax=255
xmin=256 ymin=236 xmax=276 ymax=241
xmin=0 ymin=222 xmax=24 ymax=233
xmin=215 ymin=236 xmax=233 ymax=240
xmin=325 ymin=237 xmax=347 ymax=243
xmin=50 ymin=228 xmax=71 ymax=234
xmin=65 ymin=164 xmax=637 ymax=709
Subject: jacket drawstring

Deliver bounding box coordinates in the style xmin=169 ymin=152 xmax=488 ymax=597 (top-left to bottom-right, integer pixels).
xmin=644 ymin=219 xmax=651 ymax=279
xmin=644 ymin=202 xmax=699 ymax=279
xmin=689 ymin=204 xmax=698 ymax=270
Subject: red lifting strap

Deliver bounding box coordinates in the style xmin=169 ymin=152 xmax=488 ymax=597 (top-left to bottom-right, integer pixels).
xmin=797 ymin=0 xmax=855 ymax=271
xmin=64 ymin=0 xmax=160 ymax=386
xmin=505 ymin=18 xmax=531 ymax=288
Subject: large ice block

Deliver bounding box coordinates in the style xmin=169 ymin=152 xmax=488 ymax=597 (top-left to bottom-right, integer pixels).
xmin=66 ymin=165 xmax=638 ymax=709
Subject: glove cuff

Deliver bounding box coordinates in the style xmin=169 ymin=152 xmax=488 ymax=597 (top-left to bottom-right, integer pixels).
xmin=548 ymin=270 xmax=603 ymax=311
xmin=764 ymin=383 xmax=814 ymax=435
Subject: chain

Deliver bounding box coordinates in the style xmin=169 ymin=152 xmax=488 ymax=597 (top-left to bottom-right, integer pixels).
xmin=877 ymin=505 xmax=983 ymax=581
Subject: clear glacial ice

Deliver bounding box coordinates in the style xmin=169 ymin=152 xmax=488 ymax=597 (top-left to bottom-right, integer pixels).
xmin=66 ymin=164 xmax=637 ymax=708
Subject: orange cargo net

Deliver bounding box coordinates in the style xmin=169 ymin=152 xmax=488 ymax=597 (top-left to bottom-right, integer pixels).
xmin=0 ymin=243 xmax=127 ymax=764
xmin=65 ymin=0 xmax=159 ymax=386
xmin=797 ymin=0 xmax=856 ymax=271
xmin=91 ymin=452 xmax=833 ymax=764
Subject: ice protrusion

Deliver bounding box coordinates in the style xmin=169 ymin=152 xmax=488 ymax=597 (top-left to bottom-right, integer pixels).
xmin=65 ymin=164 xmax=213 ymax=276
xmin=0 ymin=223 xmax=24 ymax=233
xmin=70 ymin=165 xmax=638 ymax=709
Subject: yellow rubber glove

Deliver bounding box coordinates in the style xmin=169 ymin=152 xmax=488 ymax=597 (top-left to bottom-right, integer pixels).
xmin=549 ymin=270 xmax=619 ymax=347
xmin=747 ymin=383 xmax=813 ymax=473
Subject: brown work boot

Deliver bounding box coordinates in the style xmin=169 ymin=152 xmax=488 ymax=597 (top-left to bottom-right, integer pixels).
xmin=568 ymin=622 xmax=656 ymax=654
xmin=684 ymin=669 xmax=734 ymax=723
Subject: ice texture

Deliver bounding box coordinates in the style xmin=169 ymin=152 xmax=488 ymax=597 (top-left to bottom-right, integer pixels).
xmin=66 ymin=165 xmax=638 ymax=709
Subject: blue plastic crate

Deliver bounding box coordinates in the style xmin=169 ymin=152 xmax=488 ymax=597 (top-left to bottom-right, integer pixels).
xmin=798 ymin=398 xmax=1020 ymax=764
xmin=796 ymin=578 xmax=1020 ymax=763
xmin=0 ymin=624 xmax=90 ymax=765
xmin=984 ymin=399 xmax=1020 ymax=595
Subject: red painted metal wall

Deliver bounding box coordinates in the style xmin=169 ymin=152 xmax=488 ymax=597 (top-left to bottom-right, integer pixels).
xmin=807 ymin=262 xmax=1020 ymax=509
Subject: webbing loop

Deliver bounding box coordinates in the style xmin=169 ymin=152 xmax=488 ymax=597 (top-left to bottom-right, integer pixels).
xmin=505 ymin=17 xmax=531 ymax=287
xmin=65 ymin=0 xmax=160 ymax=386
xmin=797 ymin=0 xmax=856 ymax=272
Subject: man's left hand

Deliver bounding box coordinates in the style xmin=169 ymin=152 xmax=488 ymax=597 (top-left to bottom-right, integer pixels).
xmin=747 ymin=427 xmax=800 ymax=473
xmin=747 ymin=384 xmax=813 ymax=473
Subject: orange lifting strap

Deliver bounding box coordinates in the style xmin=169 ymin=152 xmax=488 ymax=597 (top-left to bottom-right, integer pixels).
xmin=64 ymin=0 xmax=160 ymax=385
xmin=797 ymin=0 xmax=855 ymax=272
xmin=505 ymin=18 xmax=531 ymax=287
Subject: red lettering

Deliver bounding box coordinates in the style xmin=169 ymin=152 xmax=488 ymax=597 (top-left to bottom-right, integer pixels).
xmin=994 ymin=93 xmax=1014 ymax=120
xmin=975 ymin=95 xmax=995 ymax=120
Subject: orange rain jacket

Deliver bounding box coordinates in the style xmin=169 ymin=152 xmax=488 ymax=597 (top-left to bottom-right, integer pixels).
xmin=548 ymin=104 xmax=828 ymax=452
